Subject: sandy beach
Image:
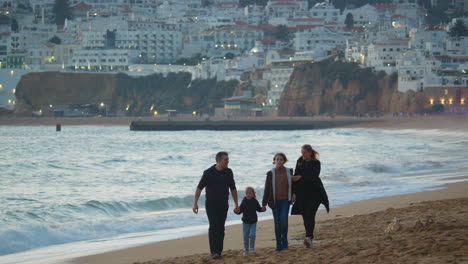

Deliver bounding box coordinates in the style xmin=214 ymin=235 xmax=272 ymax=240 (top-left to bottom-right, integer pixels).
xmin=71 ymin=178 xmax=468 ymax=264
xmin=3 ymin=114 xmax=467 ymax=263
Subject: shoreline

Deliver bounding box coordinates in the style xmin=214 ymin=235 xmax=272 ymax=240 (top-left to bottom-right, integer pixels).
xmin=72 ymin=178 xmax=468 ymax=264
xmin=0 ymin=115 xmax=467 ymax=131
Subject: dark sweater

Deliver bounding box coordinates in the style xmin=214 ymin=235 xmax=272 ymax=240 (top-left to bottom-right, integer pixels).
xmin=238 ymin=197 xmax=262 ymax=224
xmin=197 ymin=165 xmax=236 ymax=202
xmin=291 ymin=158 xmax=329 ymax=214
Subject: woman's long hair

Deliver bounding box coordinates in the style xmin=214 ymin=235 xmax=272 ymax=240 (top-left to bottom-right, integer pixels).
xmin=302 ymin=144 xmax=319 ymax=160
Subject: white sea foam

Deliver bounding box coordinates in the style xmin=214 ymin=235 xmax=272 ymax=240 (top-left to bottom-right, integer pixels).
xmin=0 ymin=126 xmax=467 ymax=262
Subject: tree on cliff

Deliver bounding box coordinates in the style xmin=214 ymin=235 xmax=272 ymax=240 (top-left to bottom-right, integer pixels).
xmin=49 ymin=36 xmax=62 ymax=45
xmin=345 ymin=13 xmax=354 ymax=30
xmin=53 ymin=0 xmax=72 ymax=25
xmin=449 ymin=20 xmax=468 ymax=37
xmin=11 ymin=18 xmax=19 ymax=32
xmin=202 ymin=0 xmax=214 ymax=7
xmin=275 ymin=25 xmax=291 ymax=42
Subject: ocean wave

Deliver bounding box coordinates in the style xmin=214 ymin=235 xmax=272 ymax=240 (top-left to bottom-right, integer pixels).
xmin=365 ymin=164 xmax=393 ymax=174
xmin=0 ymin=208 xmax=206 ymax=256
xmin=66 ymin=195 xmax=197 ymax=218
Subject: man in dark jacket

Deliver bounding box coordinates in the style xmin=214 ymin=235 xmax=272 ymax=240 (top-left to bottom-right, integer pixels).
xmin=193 ymin=151 xmax=239 ymax=259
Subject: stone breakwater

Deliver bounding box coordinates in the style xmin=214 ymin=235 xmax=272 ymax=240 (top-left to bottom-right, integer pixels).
xmin=129 ymin=119 xmax=374 ymax=131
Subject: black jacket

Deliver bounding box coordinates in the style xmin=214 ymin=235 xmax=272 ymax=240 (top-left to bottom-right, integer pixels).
xmin=291 ymin=157 xmax=329 ymax=215
xmin=237 ymin=197 xmax=262 ymax=224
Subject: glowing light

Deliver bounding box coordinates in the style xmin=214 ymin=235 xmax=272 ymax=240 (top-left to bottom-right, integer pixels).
xmin=10 ymin=70 xmax=14 ymax=75
xmin=449 ymin=98 xmax=453 ymax=105
xmin=126 ymin=104 xmax=130 ymax=111
xmin=100 ymin=102 xmax=105 ymax=107
xmin=0 ymin=84 xmax=3 ymax=89
xmin=49 ymin=104 xmax=53 ymax=108
xmin=262 ymin=102 xmax=265 ymax=107
xmin=429 ymin=99 xmax=434 ymax=105
xmin=150 ymin=104 xmax=155 ymax=111
xmin=8 ymin=99 xmax=12 ymax=104
xmin=12 ymin=88 xmax=15 ymax=94
xmin=440 ymin=98 xmax=445 ymax=105
xmin=461 ymin=98 xmax=465 ymax=105
xmin=153 ymin=110 xmax=158 ymax=116
xmin=192 ymin=111 xmax=197 ymax=115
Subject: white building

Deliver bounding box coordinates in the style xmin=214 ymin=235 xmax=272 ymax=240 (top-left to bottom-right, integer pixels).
xmin=81 ymin=27 xmax=182 ymax=63
xmin=265 ymin=50 xmax=313 ymax=107
xmin=396 ymin=49 xmax=439 ymax=92
xmin=243 ymin=5 xmax=265 ymax=25
xmin=309 ymin=1 xmax=340 ymax=23
xmin=71 ymin=49 xmax=132 ymax=71
xmin=294 ymin=26 xmax=346 ymax=52
xmin=213 ymin=25 xmax=264 ymax=55
xmin=340 ymin=4 xmax=379 ymax=27
xmin=366 ymin=40 xmax=408 ymax=73
xmin=408 ymin=28 xmax=447 ymax=50
xmin=266 ymin=0 xmax=308 ymax=18
xmin=128 ymin=63 xmax=202 ymax=80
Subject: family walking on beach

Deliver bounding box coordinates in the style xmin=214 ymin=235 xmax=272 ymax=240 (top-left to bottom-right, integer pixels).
xmin=192 ymin=145 xmax=330 ymax=259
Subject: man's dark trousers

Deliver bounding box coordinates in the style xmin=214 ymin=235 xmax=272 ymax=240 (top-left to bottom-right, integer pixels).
xmin=205 ymin=200 xmax=228 ymax=255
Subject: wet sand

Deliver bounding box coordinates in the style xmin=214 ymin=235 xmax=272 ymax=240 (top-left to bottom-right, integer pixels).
xmin=73 ymin=179 xmax=468 ymax=264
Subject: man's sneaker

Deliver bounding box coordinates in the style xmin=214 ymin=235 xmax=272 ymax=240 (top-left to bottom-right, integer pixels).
xmin=250 ymin=248 xmax=256 ymax=254
xmin=211 ymin=253 xmax=221 ymax=259
xmin=243 ymin=251 xmax=248 ymax=256
xmin=304 ymin=237 xmax=314 ymax=248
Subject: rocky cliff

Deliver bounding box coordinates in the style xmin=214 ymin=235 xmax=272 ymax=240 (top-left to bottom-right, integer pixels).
xmin=278 ymin=58 xmax=429 ymax=116
xmin=14 ymin=72 xmax=238 ymax=115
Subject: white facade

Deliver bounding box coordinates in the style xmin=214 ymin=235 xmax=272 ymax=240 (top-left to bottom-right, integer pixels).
xmin=266 ymin=0 xmax=308 ymax=18
xmin=243 ymin=5 xmax=265 ymax=25
xmin=294 ymin=27 xmax=346 ymax=52
xmin=396 ymin=49 xmax=439 ymax=92
xmin=366 ymin=40 xmax=408 ymax=73
xmin=81 ymin=28 xmax=182 ymax=63
xmin=128 ymin=64 xmax=202 ymax=80
xmin=446 ymin=37 xmax=468 ymax=57
xmin=340 ymin=4 xmax=379 ymax=27
xmin=213 ymin=25 xmax=264 ymax=54
xmin=309 ymin=1 xmax=340 ymax=23
xmin=71 ymin=49 xmax=133 ymax=70
xmin=409 ymin=28 xmax=447 ymax=50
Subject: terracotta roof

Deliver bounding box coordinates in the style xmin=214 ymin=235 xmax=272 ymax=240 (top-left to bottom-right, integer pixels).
xmin=74 ymin=2 xmax=92 ymax=9
xmin=262 ymin=38 xmax=278 ymax=43
xmin=371 ymin=4 xmax=396 ymax=9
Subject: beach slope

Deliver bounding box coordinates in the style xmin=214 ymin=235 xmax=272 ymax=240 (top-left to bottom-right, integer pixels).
xmin=74 ymin=180 xmax=468 ymax=264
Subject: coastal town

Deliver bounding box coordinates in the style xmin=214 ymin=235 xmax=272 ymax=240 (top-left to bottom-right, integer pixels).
xmin=0 ymin=0 xmax=467 ymax=118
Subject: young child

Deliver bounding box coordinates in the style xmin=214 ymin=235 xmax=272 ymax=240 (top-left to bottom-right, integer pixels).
xmin=236 ymin=186 xmax=265 ymax=256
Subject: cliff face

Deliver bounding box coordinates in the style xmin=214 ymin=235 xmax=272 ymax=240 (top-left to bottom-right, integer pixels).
xmin=278 ymin=59 xmax=429 ymax=116
xmin=14 ymin=72 xmax=238 ymax=115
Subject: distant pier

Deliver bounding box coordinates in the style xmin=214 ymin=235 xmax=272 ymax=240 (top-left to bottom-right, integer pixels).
xmin=129 ymin=120 xmax=372 ymax=131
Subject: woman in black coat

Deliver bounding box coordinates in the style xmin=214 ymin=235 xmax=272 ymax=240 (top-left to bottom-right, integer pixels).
xmin=291 ymin=144 xmax=329 ymax=249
